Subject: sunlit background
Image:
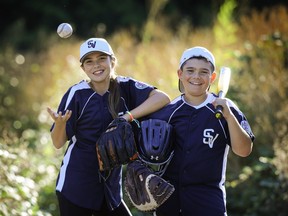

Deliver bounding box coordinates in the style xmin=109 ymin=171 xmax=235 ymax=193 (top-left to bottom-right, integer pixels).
xmin=0 ymin=0 xmax=288 ymax=215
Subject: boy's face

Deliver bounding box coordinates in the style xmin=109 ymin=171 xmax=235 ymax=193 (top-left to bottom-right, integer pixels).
xmin=178 ymin=58 xmax=216 ymax=97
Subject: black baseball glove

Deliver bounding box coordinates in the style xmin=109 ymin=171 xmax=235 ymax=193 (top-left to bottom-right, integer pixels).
xmin=96 ymin=118 xmax=138 ymax=171
xmin=124 ymin=160 xmax=175 ymax=212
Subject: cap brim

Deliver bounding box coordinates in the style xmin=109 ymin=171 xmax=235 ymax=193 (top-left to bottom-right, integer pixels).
xmin=80 ymin=50 xmax=112 ymax=63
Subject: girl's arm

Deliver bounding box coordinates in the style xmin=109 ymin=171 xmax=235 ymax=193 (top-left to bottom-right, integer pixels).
xmin=47 ymin=107 xmax=72 ymax=149
xmin=122 ymin=89 xmax=170 ymax=121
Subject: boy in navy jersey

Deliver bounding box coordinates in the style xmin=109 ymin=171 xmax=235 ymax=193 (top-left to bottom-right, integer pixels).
xmin=150 ymin=47 xmax=254 ymax=216
xmin=47 ymin=38 xmax=170 ymax=216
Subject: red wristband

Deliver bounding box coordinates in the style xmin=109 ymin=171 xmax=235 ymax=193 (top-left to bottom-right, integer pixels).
xmin=126 ymin=111 xmax=134 ymax=122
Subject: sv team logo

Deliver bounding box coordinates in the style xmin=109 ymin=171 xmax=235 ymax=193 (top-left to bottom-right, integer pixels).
xmin=87 ymin=40 xmax=96 ymax=48
xmin=135 ymin=81 xmax=149 ymax=89
xmin=203 ymin=129 xmax=219 ymax=148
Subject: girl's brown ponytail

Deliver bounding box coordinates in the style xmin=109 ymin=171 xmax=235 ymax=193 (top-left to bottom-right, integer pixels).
xmin=108 ymin=56 xmax=120 ymax=119
xmin=108 ymin=77 xmax=120 ymax=119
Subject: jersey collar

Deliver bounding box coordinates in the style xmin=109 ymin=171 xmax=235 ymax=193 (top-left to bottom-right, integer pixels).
xmin=181 ymin=93 xmax=215 ymax=109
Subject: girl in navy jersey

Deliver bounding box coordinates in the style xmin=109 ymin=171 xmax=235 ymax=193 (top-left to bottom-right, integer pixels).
xmin=149 ymin=47 xmax=255 ymax=216
xmin=47 ymin=38 xmax=170 ymax=216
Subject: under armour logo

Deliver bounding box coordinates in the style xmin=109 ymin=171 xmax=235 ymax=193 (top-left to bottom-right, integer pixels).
xmin=150 ymin=155 xmax=159 ymax=161
xmin=203 ymin=129 xmax=219 ymax=148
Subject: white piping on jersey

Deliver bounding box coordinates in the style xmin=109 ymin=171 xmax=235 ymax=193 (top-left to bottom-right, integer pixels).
xmin=115 ymin=97 xmax=129 ymax=117
xmin=219 ymin=144 xmax=230 ymax=210
xmin=56 ymin=135 xmax=76 ymax=191
xmin=121 ymin=97 xmax=129 ymax=113
xmin=77 ymin=92 xmax=97 ymax=121
xmin=64 ymin=81 xmax=90 ymax=110
xmin=204 ymin=105 xmax=228 ymax=139
xmin=105 ymin=172 xmax=123 ymax=211
xmin=206 ymin=105 xmax=229 ymax=142
xmin=167 ymin=102 xmax=185 ymax=124
xmin=219 ymin=120 xmax=228 ymax=139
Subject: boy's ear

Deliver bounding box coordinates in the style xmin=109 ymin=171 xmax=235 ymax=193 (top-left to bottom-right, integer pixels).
xmin=177 ymin=69 xmax=183 ymax=79
xmin=81 ymin=63 xmax=87 ymax=71
xmin=210 ymin=71 xmax=217 ymax=83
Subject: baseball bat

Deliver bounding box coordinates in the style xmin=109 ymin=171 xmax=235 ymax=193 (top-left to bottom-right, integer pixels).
xmin=215 ymin=67 xmax=231 ymax=119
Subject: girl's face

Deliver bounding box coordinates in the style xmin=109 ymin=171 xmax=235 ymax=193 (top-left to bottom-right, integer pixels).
xmin=81 ymin=52 xmax=114 ymax=83
xmin=178 ymin=58 xmax=216 ymax=97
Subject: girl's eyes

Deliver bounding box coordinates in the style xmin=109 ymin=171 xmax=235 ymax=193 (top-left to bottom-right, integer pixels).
xmin=84 ymin=56 xmax=109 ymax=65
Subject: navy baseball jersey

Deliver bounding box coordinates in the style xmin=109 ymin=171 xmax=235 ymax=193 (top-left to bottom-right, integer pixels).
xmin=150 ymin=93 xmax=255 ymax=216
xmin=51 ymin=76 xmax=155 ymax=210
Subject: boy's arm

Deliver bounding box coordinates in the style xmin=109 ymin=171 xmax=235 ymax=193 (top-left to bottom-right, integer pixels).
xmin=226 ymin=113 xmax=253 ymax=157
xmin=214 ymin=98 xmax=253 ymax=157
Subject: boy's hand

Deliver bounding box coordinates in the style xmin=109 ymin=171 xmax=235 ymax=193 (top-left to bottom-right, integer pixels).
xmin=212 ymin=98 xmax=232 ymax=119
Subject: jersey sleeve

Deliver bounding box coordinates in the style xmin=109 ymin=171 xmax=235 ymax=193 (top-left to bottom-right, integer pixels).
xmin=50 ymin=87 xmax=79 ymax=141
xmin=228 ymin=100 xmax=255 ymax=141
xmin=118 ymin=76 xmax=155 ymax=109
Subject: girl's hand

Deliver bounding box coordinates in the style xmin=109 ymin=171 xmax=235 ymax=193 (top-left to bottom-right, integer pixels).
xmin=47 ymin=107 xmax=72 ymax=123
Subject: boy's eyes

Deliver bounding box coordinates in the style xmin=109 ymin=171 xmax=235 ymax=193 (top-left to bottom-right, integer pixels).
xmin=186 ymin=69 xmax=209 ymax=74
xmin=185 ymin=69 xmax=210 ymax=77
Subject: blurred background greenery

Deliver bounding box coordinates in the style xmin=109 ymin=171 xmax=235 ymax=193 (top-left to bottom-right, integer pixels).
xmin=0 ymin=0 xmax=287 ymax=215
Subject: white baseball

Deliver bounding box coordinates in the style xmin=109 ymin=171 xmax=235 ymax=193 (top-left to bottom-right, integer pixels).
xmin=57 ymin=23 xmax=73 ymax=38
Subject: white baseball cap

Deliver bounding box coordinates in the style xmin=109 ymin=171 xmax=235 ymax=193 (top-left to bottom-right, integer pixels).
xmin=80 ymin=38 xmax=114 ymax=62
xmin=179 ymin=46 xmax=215 ymax=69
xmin=178 ymin=46 xmax=215 ymax=92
